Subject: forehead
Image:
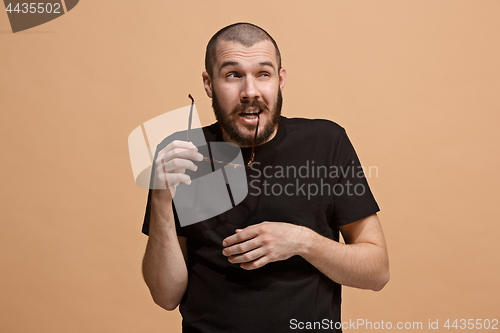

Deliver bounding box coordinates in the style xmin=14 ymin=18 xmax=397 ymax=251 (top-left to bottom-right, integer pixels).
xmin=214 ymin=40 xmax=278 ymax=70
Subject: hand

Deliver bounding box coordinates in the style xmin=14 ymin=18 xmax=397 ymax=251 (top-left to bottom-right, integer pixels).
xmin=222 ymin=222 xmax=307 ymax=270
xmin=152 ymin=140 xmax=203 ymax=200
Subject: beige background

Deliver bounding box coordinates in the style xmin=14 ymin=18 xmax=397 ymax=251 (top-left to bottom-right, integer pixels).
xmin=1 ymin=1 xmax=499 ymax=332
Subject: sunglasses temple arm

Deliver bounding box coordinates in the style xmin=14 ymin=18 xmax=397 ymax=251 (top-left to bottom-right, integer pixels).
xmin=187 ymin=94 xmax=194 ymax=142
xmin=247 ymin=114 xmax=260 ymax=166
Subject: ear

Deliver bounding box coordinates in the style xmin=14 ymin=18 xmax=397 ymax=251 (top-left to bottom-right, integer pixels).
xmin=279 ymin=68 xmax=287 ymax=92
xmin=202 ymin=71 xmax=213 ymax=98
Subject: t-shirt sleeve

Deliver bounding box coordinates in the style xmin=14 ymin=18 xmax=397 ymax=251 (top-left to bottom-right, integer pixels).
xmin=329 ymin=128 xmax=380 ymax=226
xmin=141 ymin=142 xmax=187 ymax=237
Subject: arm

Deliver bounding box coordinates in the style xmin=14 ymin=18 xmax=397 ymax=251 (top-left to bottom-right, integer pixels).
xmin=142 ymin=197 xmax=188 ymax=310
xmin=300 ymin=213 xmax=389 ymax=291
xmin=142 ymin=140 xmax=202 ymax=310
xmin=222 ymin=213 xmax=389 ymax=291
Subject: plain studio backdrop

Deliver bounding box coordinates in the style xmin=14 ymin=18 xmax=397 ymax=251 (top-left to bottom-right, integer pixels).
xmin=1 ymin=1 xmax=498 ymax=332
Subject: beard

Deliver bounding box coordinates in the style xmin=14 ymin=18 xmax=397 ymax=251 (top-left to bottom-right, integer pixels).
xmin=212 ymin=89 xmax=283 ymax=147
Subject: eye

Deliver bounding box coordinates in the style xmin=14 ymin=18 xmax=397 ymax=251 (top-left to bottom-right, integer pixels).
xmin=258 ymin=72 xmax=270 ymax=78
xmin=226 ymin=72 xmax=240 ymax=78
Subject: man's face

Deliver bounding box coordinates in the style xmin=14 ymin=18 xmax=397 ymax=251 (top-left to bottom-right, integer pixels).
xmin=203 ymin=40 xmax=286 ymax=147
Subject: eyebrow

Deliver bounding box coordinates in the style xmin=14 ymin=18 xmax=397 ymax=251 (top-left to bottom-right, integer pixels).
xmin=219 ymin=61 xmax=276 ymax=71
xmin=258 ymin=61 xmax=275 ymax=69
xmin=220 ymin=61 xmax=239 ymax=71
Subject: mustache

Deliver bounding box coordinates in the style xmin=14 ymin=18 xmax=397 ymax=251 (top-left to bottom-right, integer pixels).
xmin=233 ymin=100 xmax=269 ymax=114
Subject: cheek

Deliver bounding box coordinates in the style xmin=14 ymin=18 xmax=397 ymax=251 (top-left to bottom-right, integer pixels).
xmin=217 ymin=86 xmax=240 ymax=105
xmin=261 ymin=81 xmax=280 ymax=99
xmin=262 ymin=89 xmax=278 ymax=105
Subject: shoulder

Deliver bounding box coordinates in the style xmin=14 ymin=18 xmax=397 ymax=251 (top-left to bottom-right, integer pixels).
xmin=202 ymin=122 xmax=220 ymax=141
xmin=283 ymin=117 xmax=346 ymax=140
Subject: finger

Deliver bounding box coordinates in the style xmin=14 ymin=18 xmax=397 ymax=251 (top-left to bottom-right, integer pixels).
xmin=227 ymin=248 xmax=265 ymax=264
xmin=157 ymin=151 xmax=203 ymax=172
xmin=160 ymin=141 xmax=201 ymax=161
xmin=166 ymin=173 xmax=192 ymax=186
xmin=161 ymin=158 xmax=199 ymax=173
xmin=223 ymin=238 xmax=261 ymax=256
xmin=240 ymin=256 xmax=270 ymax=270
xmin=222 ymin=228 xmax=259 ymax=247
xmin=157 ymin=140 xmax=198 ymax=173
xmin=153 ymin=173 xmax=191 ymax=189
xmin=164 ymin=147 xmax=203 ymax=162
xmin=236 ymin=222 xmax=268 ymax=233
xmin=243 ymin=221 xmax=274 ymax=230
xmin=156 ymin=160 xmax=198 ymax=178
xmin=163 ymin=140 xmax=198 ymax=153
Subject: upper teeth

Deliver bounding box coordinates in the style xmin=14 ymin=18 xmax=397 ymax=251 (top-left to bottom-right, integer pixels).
xmin=243 ymin=110 xmax=260 ymax=114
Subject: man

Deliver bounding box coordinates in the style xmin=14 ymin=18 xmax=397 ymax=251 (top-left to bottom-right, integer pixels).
xmin=141 ymin=23 xmax=389 ymax=332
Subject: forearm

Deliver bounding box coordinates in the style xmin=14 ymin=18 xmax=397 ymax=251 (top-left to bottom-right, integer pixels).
xmin=142 ymin=195 xmax=188 ymax=310
xmin=298 ymin=228 xmax=389 ymax=291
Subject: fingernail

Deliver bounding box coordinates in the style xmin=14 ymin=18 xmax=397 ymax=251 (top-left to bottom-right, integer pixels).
xmin=222 ymin=250 xmax=227 ymax=255
xmin=197 ymin=153 xmax=203 ymax=160
xmin=222 ymin=241 xmax=227 ymax=246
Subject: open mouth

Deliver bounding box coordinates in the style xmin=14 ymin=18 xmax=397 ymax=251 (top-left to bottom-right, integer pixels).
xmin=238 ymin=109 xmax=262 ymax=119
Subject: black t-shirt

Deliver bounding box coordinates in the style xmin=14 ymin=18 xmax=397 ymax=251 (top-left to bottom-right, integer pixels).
xmin=142 ymin=116 xmax=379 ymax=333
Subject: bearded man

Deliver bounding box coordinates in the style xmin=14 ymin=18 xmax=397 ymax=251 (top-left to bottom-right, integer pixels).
xmin=141 ymin=22 xmax=389 ymax=333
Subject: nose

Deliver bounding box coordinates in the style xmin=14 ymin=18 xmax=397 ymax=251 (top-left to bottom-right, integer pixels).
xmin=240 ymin=76 xmax=261 ymax=101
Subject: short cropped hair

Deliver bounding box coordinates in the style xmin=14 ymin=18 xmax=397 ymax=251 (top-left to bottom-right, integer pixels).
xmin=205 ymin=22 xmax=282 ymax=78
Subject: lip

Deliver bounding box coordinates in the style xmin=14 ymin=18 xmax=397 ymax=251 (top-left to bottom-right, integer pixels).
xmin=237 ymin=109 xmax=262 ymax=125
xmin=238 ymin=107 xmax=262 ymax=114
xmin=238 ymin=114 xmax=260 ymax=125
